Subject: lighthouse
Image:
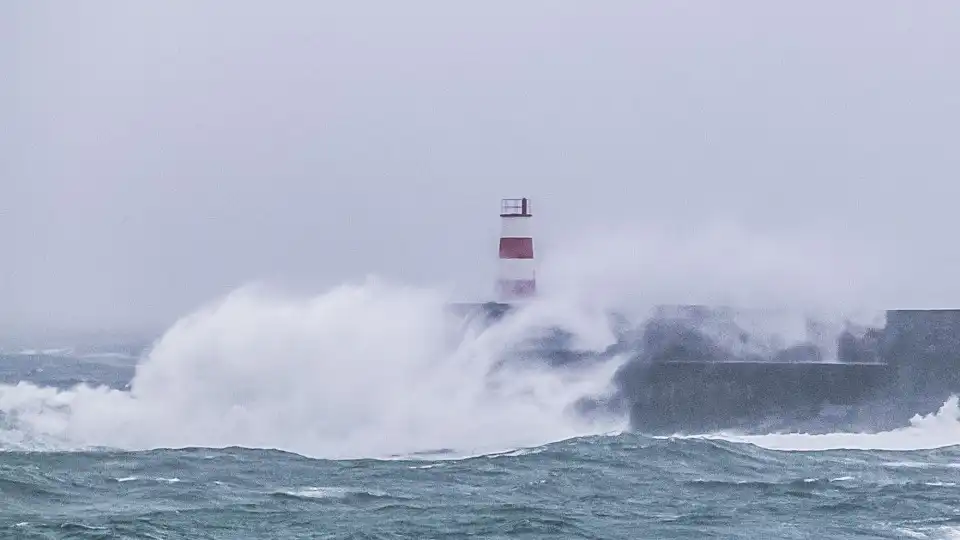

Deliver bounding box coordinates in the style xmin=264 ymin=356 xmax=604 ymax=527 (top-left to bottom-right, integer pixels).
xmin=496 ymin=198 xmax=537 ymax=302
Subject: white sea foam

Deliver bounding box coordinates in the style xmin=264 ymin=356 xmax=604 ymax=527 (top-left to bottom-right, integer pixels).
xmin=692 ymin=396 xmax=960 ymax=452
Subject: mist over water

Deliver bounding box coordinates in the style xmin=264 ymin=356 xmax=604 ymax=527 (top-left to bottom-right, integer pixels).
xmin=540 ymin=220 xmax=892 ymax=360
xmin=0 ymin=221 xmax=955 ymax=459
xmin=542 ymin=220 xmax=891 ymax=311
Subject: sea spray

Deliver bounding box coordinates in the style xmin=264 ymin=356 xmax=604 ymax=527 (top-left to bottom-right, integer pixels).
xmin=0 ymin=279 xmax=625 ymax=459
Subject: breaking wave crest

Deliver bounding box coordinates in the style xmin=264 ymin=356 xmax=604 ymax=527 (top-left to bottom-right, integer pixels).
xmin=0 ymin=279 xmax=626 ymax=459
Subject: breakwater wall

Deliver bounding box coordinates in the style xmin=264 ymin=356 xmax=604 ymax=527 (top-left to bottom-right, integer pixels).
xmin=620 ymin=308 xmax=960 ymax=434
xmin=452 ymin=302 xmax=960 ymax=434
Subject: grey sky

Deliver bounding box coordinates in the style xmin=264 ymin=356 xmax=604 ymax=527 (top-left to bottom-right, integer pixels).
xmin=3 ymin=2 xmax=960 ymax=335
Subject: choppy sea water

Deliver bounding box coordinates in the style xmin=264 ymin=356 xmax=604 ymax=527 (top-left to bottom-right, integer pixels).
xmin=3 ymin=351 xmax=960 ymax=539
xmin=3 ymin=287 xmax=960 ymax=539
xmin=0 ymin=435 xmax=960 ymax=538
xmin=5 ymin=434 xmax=960 ymax=539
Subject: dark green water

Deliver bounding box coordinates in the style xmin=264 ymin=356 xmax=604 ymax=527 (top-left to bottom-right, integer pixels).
xmin=3 ymin=436 xmax=960 ymax=538
xmin=2 ymin=347 xmax=960 ymax=539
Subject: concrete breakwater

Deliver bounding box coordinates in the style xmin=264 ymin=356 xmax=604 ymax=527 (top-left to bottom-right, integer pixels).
xmin=453 ymin=302 xmax=960 ymax=434
xmin=617 ymin=308 xmax=960 ymax=434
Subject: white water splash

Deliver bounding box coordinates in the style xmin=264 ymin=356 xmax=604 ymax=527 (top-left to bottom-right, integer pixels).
xmin=0 ymin=279 xmax=626 ymax=459
xmin=697 ymin=396 xmax=960 ymax=452
xmin=896 ymin=526 xmax=960 ymax=540
xmin=278 ymin=486 xmax=388 ymax=500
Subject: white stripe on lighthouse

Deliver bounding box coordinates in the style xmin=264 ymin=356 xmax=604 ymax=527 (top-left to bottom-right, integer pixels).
xmin=498 ymin=258 xmax=537 ymax=280
xmin=499 ymin=216 xmax=533 ymax=239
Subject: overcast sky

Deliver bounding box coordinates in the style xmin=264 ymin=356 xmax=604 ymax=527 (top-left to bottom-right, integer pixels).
xmin=3 ymin=2 xmax=959 ymax=335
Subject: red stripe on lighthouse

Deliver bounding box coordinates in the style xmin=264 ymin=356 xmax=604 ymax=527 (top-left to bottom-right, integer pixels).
xmin=499 ymin=237 xmax=534 ymax=259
